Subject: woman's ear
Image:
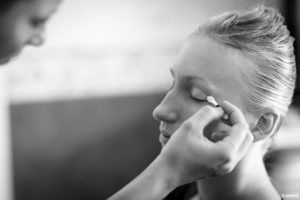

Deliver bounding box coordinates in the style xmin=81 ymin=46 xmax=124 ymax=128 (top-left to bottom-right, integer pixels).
xmin=251 ymin=109 xmax=281 ymax=142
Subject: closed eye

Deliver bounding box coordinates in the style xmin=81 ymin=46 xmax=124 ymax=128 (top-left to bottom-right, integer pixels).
xmin=190 ymin=87 xmax=206 ymax=103
xmin=190 ymin=95 xmax=206 ymax=103
xmin=31 ymin=17 xmax=47 ymax=28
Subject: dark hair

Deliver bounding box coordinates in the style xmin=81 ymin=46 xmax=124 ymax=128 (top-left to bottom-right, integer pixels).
xmin=0 ymin=0 xmax=24 ymax=13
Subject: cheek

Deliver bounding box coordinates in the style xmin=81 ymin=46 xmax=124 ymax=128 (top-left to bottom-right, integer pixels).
xmin=0 ymin=25 xmax=22 ymax=55
xmin=176 ymin=103 xmax=230 ymax=141
xmin=177 ymin=103 xmax=207 ymax=127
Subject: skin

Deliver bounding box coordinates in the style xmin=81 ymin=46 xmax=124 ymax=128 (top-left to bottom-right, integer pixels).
xmin=153 ymin=35 xmax=253 ymax=147
xmin=109 ymin=101 xmax=254 ymax=200
xmin=153 ymin=35 xmax=281 ymax=199
xmin=0 ymin=0 xmax=62 ymax=65
xmin=108 ymin=36 xmax=255 ymax=199
xmin=154 ymin=38 xmax=249 ymax=146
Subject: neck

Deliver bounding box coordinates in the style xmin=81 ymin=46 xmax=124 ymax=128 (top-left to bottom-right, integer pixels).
xmin=196 ymin=143 xmax=281 ymax=200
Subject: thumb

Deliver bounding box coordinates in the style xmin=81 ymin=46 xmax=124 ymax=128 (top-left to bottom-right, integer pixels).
xmin=211 ymin=131 xmax=228 ymax=142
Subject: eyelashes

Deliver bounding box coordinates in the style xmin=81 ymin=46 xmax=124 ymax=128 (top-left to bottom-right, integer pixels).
xmin=190 ymin=96 xmax=206 ymax=103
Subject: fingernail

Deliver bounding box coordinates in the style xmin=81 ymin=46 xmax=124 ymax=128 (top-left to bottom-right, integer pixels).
xmin=223 ymin=114 xmax=229 ymax=120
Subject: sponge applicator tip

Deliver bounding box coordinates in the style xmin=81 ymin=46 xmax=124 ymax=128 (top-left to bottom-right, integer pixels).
xmin=207 ymin=96 xmax=219 ymax=107
xmin=206 ymin=96 xmax=229 ymax=120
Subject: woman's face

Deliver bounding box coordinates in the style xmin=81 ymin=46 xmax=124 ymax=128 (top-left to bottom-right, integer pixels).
xmin=153 ymin=36 xmax=255 ymax=147
xmin=0 ymin=0 xmax=62 ymax=64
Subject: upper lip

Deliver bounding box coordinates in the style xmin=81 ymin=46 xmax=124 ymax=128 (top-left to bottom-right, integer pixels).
xmin=160 ymin=130 xmax=171 ymax=138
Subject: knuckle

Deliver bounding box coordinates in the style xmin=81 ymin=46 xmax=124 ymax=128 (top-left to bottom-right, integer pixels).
xmin=219 ymin=164 xmax=234 ymax=175
xmin=240 ymin=122 xmax=249 ymax=130
xmin=247 ymin=131 xmax=254 ymax=142
xmin=220 ymin=151 xmax=232 ymax=164
xmin=214 ymin=157 xmax=234 ymax=175
xmin=218 ymin=147 xmax=235 ymax=164
xmin=225 ymin=139 xmax=238 ymax=153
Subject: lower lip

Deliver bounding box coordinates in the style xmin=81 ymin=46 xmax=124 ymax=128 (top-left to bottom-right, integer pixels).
xmin=159 ymin=134 xmax=169 ymax=144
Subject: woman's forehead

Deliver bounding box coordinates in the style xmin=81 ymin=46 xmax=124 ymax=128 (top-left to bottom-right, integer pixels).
xmin=2 ymin=0 xmax=61 ymax=19
xmin=174 ymin=36 xmax=252 ymax=76
xmin=28 ymin=0 xmax=61 ymax=16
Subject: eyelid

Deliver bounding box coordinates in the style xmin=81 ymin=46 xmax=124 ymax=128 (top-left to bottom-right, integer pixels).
xmin=190 ymin=87 xmax=206 ymax=101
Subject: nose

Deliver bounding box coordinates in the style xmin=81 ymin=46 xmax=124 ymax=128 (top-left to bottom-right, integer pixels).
xmin=28 ymin=28 xmax=45 ymax=47
xmin=153 ymin=94 xmax=179 ymax=123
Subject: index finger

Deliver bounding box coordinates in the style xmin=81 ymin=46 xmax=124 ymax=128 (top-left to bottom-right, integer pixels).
xmin=218 ymin=100 xmax=247 ymax=125
xmin=190 ymin=106 xmax=224 ymax=129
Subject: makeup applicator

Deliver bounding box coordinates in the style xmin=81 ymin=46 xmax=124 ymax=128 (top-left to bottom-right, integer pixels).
xmin=206 ymin=96 xmax=229 ymax=120
xmin=207 ymin=96 xmax=219 ymax=107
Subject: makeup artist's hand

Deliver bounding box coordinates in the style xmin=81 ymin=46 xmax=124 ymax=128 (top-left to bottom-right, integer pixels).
xmin=108 ymin=100 xmax=253 ymax=200
xmin=159 ymin=100 xmax=254 ymax=186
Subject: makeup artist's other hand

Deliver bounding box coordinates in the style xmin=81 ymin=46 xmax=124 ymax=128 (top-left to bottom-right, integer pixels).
xmin=159 ymin=100 xmax=253 ymax=186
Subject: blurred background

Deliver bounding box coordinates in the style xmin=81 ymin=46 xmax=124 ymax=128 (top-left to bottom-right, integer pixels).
xmin=0 ymin=0 xmax=299 ymax=199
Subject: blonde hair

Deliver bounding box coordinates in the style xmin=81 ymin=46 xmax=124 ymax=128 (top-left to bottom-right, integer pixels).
xmin=191 ymin=5 xmax=296 ymax=119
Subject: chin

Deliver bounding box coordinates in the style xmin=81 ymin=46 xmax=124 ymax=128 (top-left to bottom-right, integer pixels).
xmin=0 ymin=51 xmax=19 ymax=65
xmin=0 ymin=58 xmax=11 ymax=65
xmin=159 ymin=134 xmax=170 ymax=147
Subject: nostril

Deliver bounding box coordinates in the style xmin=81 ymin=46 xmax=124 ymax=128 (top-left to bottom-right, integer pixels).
xmin=166 ymin=112 xmax=178 ymax=123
